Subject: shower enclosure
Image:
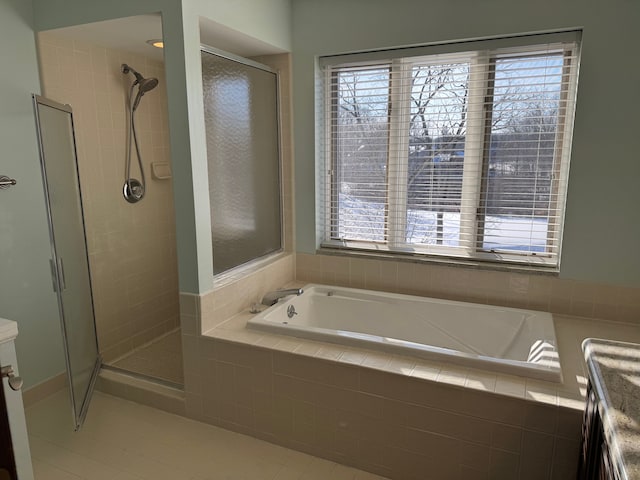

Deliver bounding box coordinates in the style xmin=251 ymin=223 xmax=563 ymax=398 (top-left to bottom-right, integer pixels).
xmin=32 ymin=19 xmax=284 ymax=418
xmin=36 ymin=26 xmax=182 ymax=390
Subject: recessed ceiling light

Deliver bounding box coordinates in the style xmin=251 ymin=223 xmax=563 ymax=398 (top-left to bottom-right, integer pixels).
xmin=146 ymin=39 xmax=164 ymax=49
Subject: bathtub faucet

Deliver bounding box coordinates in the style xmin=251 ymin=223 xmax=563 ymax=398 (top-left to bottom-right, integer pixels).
xmin=261 ymin=288 xmax=304 ymax=306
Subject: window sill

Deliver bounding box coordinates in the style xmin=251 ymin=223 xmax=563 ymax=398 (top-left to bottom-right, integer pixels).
xmin=211 ymin=249 xmax=290 ymax=290
xmin=317 ymin=244 xmax=560 ymax=277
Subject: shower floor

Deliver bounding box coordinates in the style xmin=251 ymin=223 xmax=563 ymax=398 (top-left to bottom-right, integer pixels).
xmin=110 ymin=329 xmax=184 ymax=386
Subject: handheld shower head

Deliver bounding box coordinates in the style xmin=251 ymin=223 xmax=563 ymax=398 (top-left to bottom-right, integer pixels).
xmin=122 ymin=64 xmax=158 ymax=89
xmin=122 ymin=64 xmax=159 ymax=110
xmin=138 ymin=77 xmax=159 ymax=93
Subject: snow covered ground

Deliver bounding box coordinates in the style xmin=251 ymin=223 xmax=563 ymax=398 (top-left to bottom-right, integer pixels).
xmin=337 ymin=194 xmax=548 ymax=253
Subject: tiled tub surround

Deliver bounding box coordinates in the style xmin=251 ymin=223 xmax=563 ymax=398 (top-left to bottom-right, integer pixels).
xmin=184 ymin=253 xmax=296 ymax=335
xmin=180 ymin=292 xmax=640 ymax=480
xmin=37 ymin=32 xmax=180 ymax=362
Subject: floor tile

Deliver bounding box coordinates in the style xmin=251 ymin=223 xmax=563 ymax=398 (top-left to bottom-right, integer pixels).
xmin=26 ymin=390 xmax=389 ymax=480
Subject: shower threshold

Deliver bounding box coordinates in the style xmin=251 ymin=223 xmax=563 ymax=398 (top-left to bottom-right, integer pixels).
xmin=101 ymin=364 xmax=183 ymax=391
xmin=106 ymin=329 xmax=184 ymax=387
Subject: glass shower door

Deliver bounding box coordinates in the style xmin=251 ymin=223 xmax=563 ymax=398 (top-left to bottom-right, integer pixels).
xmin=201 ymin=47 xmax=283 ymax=275
xmin=33 ymin=95 xmax=101 ymax=430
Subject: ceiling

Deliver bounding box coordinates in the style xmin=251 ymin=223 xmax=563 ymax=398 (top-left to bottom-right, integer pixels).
xmin=47 ymin=14 xmax=166 ymax=61
xmin=46 ymin=13 xmax=285 ymax=63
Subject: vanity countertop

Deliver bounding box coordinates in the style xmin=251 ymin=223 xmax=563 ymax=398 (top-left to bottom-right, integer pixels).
xmin=583 ymin=338 xmax=640 ymax=480
xmin=0 ymin=318 xmax=18 ymax=344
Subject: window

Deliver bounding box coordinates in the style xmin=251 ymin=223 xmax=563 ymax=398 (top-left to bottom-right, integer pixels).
xmin=320 ymin=33 xmax=580 ymax=269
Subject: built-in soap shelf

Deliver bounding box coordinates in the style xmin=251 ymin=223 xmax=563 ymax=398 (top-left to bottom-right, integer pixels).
xmin=151 ymin=162 xmax=172 ymax=180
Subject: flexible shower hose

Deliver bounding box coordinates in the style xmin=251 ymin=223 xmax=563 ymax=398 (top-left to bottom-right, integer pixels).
xmin=125 ymin=82 xmax=146 ymax=200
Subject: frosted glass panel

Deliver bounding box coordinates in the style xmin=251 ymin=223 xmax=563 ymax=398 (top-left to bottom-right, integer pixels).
xmin=34 ymin=96 xmax=100 ymax=430
xmin=201 ymin=51 xmax=282 ymax=274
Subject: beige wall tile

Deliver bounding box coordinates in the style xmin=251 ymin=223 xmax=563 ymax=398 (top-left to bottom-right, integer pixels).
xmin=491 ymin=423 xmax=523 ymax=453
xmin=38 ymin=32 xmax=180 ymax=356
xmin=200 ymin=254 xmax=295 ymax=332
xmin=489 ymin=448 xmax=521 ymax=480
xmin=552 ymin=436 xmax=580 ymax=473
xmin=460 ymin=441 xmax=491 ymax=473
xmin=495 ymin=374 xmax=527 ymax=397
xmin=183 ymin=333 xmax=583 ymax=480
xmin=523 ymin=402 xmax=558 ymax=434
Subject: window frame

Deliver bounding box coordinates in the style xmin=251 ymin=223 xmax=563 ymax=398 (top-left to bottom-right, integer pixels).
xmin=319 ymin=32 xmax=581 ymax=271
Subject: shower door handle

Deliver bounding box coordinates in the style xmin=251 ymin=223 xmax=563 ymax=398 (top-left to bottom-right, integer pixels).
xmin=49 ymin=259 xmax=59 ymax=292
xmin=58 ymin=258 xmax=66 ymax=291
xmin=49 ymin=258 xmax=67 ymax=292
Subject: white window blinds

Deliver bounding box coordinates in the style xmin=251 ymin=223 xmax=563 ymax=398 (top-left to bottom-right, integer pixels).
xmin=320 ymin=33 xmax=580 ymax=268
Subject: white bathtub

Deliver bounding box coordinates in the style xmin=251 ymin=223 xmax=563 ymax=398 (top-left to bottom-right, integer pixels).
xmin=247 ymin=284 xmax=562 ymax=382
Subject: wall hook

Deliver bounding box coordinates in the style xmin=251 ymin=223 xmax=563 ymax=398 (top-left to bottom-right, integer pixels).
xmin=0 ymin=175 xmax=17 ymax=189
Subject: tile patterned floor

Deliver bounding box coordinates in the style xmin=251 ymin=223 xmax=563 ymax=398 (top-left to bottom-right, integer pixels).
xmin=110 ymin=329 xmax=184 ymax=385
xmin=26 ymin=390 xmax=388 ymax=480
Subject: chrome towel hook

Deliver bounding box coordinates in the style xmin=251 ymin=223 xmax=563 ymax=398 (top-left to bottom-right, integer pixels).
xmin=0 ymin=175 xmax=17 ymax=190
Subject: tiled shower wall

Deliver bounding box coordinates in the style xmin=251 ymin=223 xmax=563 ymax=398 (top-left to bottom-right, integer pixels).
xmin=297 ymin=253 xmax=640 ymax=324
xmin=37 ymin=33 xmax=180 ymax=361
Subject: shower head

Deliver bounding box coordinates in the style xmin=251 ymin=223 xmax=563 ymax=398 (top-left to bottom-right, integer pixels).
xmin=122 ymin=63 xmax=158 ymax=90
xmin=122 ymin=64 xmax=159 ymax=110
xmin=132 ymin=81 xmax=158 ymax=111
xmin=138 ymin=76 xmax=159 ymax=93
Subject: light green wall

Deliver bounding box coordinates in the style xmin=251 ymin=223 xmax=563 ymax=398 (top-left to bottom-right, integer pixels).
xmin=33 ymin=0 xmax=292 ymax=294
xmin=0 ymin=0 xmax=65 ymax=388
xmin=188 ymin=0 xmax=291 ymax=53
xmin=292 ymin=0 xmax=640 ymax=287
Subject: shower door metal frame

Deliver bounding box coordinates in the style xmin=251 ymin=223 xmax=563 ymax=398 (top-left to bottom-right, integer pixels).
xmin=32 ymin=94 xmax=102 ymax=431
xmin=200 ymin=44 xmax=285 ymax=275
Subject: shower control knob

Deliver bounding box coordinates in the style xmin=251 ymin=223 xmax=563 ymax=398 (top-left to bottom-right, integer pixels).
xmin=1 ymin=365 xmax=23 ymax=391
